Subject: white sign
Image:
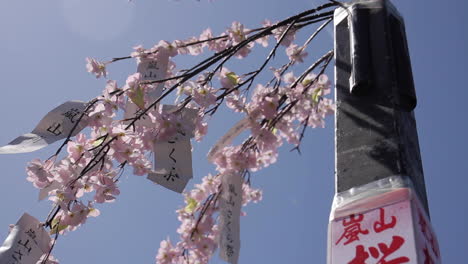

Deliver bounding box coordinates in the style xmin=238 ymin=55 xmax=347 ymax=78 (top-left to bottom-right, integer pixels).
xmin=0 ymin=101 xmax=88 ymax=154
xmin=0 ymin=213 xmax=51 ymax=264
xmin=147 ymin=133 xmax=193 ymax=193
xmin=219 ymin=173 xmax=242 ymax=264
xmin=330 ymin=199 xmax=417 ymax=264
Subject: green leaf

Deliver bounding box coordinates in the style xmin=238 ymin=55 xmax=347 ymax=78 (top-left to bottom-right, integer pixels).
xmin=312 ymin=88 xmax=323 ymax=103
xmin=185 ymin=197 xmax=198 ymax=213
xmin=92 ymin=137 xmax=105 ymax=147
xmin=226 ymin=72 xmax=239 ymax=86
xmin=49 ymin=218 xmax=68 ymax=235
xmin=129 ymin=85 xmax=146 ymax=110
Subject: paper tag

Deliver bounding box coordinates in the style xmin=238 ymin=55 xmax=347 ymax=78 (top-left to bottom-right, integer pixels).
xmin=207 ymin=118 xmax=250 ymax=162
xmin=0 ymin=101 xmax=88 ymax=154
xmin=0 ymin=213 xmax=51 ymax=264
xmin=147 ymin=133 xmax=193 ymax=193
xmin=124 ymin=54 xmax=169 ymax=126
xmin=218 ymin=173 xmax=242 ymax=264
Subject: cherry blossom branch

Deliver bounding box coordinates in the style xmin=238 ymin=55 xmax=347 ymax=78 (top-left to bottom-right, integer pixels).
xmin=25 ymin=3 xmax=340 ymax=263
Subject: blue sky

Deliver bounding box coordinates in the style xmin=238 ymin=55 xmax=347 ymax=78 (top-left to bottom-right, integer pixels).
xmin=0 ymin=0 xmax=466 ymax=263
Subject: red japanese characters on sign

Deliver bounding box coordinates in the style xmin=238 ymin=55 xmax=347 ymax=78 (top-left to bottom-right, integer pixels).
xmin=329 ymin=190 xmax=441 ymax=264
xmin=413 ymin=196 xmax=441 ymax=264
xmin=330 ymin=199 xmax=417 ymax=264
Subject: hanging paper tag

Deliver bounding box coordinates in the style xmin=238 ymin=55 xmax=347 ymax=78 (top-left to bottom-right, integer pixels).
xmin=219 ymin=173 xmax=242 ymax=264
xmin=137 ymin=53 xmax=170 ymax=83
xmin=147 ymin=133 xmax=193 ymax=193
xmin=0 ymin=101 xmax=88 ymax=154
xmin=0 ymin=213 xmax=51 ymax=264
xmin=124 ymin=53 xmax=169 ymax=126
xmin=207 ymin=118 xmax=250 ymax=162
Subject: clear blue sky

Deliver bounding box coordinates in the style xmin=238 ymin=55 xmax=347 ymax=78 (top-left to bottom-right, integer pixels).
xmin=0 ymin=0 xmax=466 ymax=263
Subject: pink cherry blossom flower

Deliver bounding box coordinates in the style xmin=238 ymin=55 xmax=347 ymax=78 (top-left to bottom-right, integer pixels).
xmin=248 ymin=86 xmax=279 ymax=120
xmin=123 ymin=73 xmax=142 ymax=91
xmin=276 ymin=119 xmax=300 ymax=145
xmin=156 ymin=239 xmax=179 ymax=264
xmin=26 ymin=159 xmax=54 ymax=189
xmin=93 ymin=173 xmax=120 ymax=203
xmin=251 ymin=124 xmax=282 ymax=152
xmin=286 ymin=44 xmax=308 ymax=64
xmin=37 ymin=253 xmax=60 ymax=264
xmin=67 ymin=133 xmax=90 ymax=163
xmin=227 ymin=21 xmax=254 ymax=58
xmin=185 ymin=37 xmax=204 ymax=56
xmin=194 ymin=115 xmax=208 ymax=141
xmin=102 ymin=80 xmax=124 ymax=108
xmin=85 ymin=57 xmax=107 ymax=78
xmin=199 ymin=28 xmax=215 ymax=49
xmin=130 ymin=45 xmax=148 ymax=62
xmin=61 ymin=201 xmax=91 ymax=227
xmin=87 ymin=102 xmax=114 ymax=128
xmin=132 ymin=156 xmax=152 ymax=176
xmin=272 ymin=24 xmax=296 ymax=47
xmin=172 ymin=39 xmax=189 ymax=55
xmin=254 ymin=149 xmax=278 ymax=170
xmin=210 ymin=33 xmax=229 ymax=52
xmin=228 ymin=21 xmax=247 ymax=44
xmin=242 ymin=183 xmax=263 ymax=205
xmin=157 ymin=40 xmax=178 ymax=57
xmin=282 ymin=71 xmax=297 ymax=84
xmin=219 ymin=68 xmax=240 ymax=89
xmin=255 ymin=21 xmax=270 ymax=47
xmin=151 ymin=110 xmax=181 ymax=141
xmin=213 ymin=146 xmax=257 ymax=173
xmin=225 ymin=90 xmax=246 ymax=112
xmin=192 ymin=84 xmax=217 ymax=108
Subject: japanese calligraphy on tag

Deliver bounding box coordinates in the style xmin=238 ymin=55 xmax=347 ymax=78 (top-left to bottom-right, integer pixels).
xmin=124 ymin=53 xmax=169 ymax=126
xmin=0 ymin=101 xmax=88 ymax=154
xmin=147 ymin=133 xmax=193 ymax=193
xmin=137 ymin=53 xmax=169 ymax=83
xmin=219 ymin=173 xmax=242 ymax=264
xmin=207 ymin=118 xmax=250 ymax=162
xmin=0 ymin=213 xmax=51 ymax=264
xmin=146 ymin=105 xmax=198 ymax=193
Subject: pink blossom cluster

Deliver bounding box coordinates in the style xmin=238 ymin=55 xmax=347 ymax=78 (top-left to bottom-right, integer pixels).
xmin=25 ymin=16 xmax=334 ymax=264
xmin=156 ymin=174 xmax=262 ymax=264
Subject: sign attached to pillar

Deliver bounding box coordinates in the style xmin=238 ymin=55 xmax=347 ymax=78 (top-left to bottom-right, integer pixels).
xmin=331 ymin=1 xmax=439 ymax=262
xmin=328 ymin=188 xmax=440 ymax=264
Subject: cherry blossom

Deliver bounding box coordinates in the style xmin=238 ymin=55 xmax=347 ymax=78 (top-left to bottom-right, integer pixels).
xmin=26 ymin=159 xmax=54 ymax=189
xmin=85 ymin=57 xmax=107 ymax=78
xmin=18 ymin=4 xmax=339 ymax=263
xmin=286 ymin=44 xmax=309 ymax=64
